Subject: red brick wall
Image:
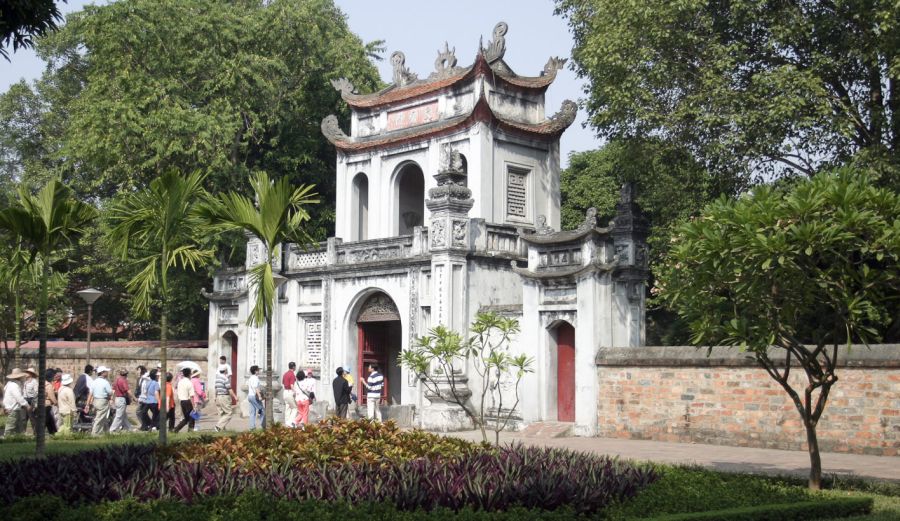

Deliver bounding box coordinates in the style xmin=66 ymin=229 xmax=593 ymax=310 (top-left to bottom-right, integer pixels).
xmin=596 ymin=346 xmax=899 ymax=456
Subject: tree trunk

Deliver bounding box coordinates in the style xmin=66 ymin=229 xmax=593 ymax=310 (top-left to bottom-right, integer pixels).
xmin=13 ymin=292 xmax=21 ymax=367
xmin=158 ymin=305 xmax=168 ymax=445
xmin=35 ymin=260 xmax=49 ymax=457
xmin=264 ymin=314 xmax=274 ymax=428
xmin=804 ymin=419 xmax=822 ymax=490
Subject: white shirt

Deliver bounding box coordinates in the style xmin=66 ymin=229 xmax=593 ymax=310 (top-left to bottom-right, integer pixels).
xmin=247 ymin=374 xmax=260 ymax=397
xmin=3 ymin=380 xmax=27 ymax=411
xmin=293 ymin=378 xmax=316 ymax=403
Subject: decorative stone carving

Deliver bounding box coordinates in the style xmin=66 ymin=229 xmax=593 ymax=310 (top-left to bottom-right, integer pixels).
xmin=391 ymin=51 xmax=418 ymax=87
xmin=614 ymin=244 xmax=630 ymax=264
xmin=549 ymin=100 xmax=578 ymax=127
xmin=330 ymin=77 xmax=357 ymax=97
xmin=432 ymin=42 xmax=459 ymax=79
xmin=408 ymin=268 xmax=419 ymax=379
xmin=321 ymin=115 xmax=349 ymax=143
xmin=483 ymin=22 xmax=508 ymax=62
xmin=357 ymin=293 xmax=401 ymax=323
xmin=349 ymin=246 xmax=401 ymax=263
xmin=575 ymin=207 xmax=598 ymax=233
xmin=535 ymin=215 xmax=555 ymax=235
xmin=635 ymin=245 xmax=648 ymax=267
xmin=438 ymin=143 xmax=465 ymax=177
xmin=247 ymin=243 xmax=262 ymax=266
xmin=542 ymin=56 xmax=568 ymax=77
xmin=452 ymin=220 xmax=467 ymax=246
xmin=431 ymin=220 xmax=447 ymax=248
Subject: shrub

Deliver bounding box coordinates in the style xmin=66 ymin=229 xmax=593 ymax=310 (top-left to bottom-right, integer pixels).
xmin=169 ymin=418 xmax=487 ymax=471
xmin=644 ymin=497 xmax=873 ymax=520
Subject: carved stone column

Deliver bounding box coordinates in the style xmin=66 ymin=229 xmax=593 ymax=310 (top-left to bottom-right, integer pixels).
xmin=420 ymin=144 xmax=475 ymax=430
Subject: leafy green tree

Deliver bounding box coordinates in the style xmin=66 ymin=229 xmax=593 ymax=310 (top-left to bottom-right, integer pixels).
xmin=200 ymin=172 xmax=317 ymax=428
xmin=0 ymin=0 xmax=65 ymax=59
xmin=556 ymin=0 xmax=900 ymax=182
xmin=0 ymin=178 xmax=95 ymax=455
xmin=657 ymin=169 xmax=900 ymax=489
xmin=401 ymin=312 xmax=534 ymax=445
xmin=107 ymin=170 xmax=215 ymax=445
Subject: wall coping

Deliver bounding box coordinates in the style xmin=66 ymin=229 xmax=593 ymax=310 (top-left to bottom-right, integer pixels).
xmin=596 ymin=344 xmax=899 ymax=369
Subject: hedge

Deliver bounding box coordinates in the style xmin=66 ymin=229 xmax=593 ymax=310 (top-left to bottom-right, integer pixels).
xmin=643 ymin=497 xmax=873 ymax=521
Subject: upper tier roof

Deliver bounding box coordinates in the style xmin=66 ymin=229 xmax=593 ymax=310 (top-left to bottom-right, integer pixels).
xmin=330 ymin=22 xmax=568 ymax=110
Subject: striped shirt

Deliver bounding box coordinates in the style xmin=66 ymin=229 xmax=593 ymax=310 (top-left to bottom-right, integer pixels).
xmin=215 ymin=372 xmax=231 ymax=395
xmin=366 ymin=371 xmax=384 ymax=398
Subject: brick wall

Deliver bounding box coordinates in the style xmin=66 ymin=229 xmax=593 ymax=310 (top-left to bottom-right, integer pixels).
xmin=16 ymin=344 xmax=208 ymax=380
xmin=596 ymin=345 xmax=899 ymax=456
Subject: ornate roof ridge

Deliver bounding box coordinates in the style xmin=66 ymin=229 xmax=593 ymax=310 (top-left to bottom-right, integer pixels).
xmin=330 ymin=22 xmax=568 ymax=109
xmin=322 ymin=94 xmax=577 ymax=152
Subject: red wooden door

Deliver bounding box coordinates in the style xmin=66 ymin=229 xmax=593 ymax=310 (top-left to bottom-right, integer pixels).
xmin=358 ymin=323 xmax=389 ymax=405
xmin=229 ymin=335 xmax=238 ymax=395
xmin=557 ymin=323 xmax=575 ymax=422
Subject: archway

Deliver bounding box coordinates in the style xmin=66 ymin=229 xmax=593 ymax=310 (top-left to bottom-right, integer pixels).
xmin=222 ymin=331 xmax=238 ymax=392
xmin=352 ymin=173 xmax=369 ymax=241
xmin=396 ymin=163 xmax=424 ymax=235
xmin=355 ymin=292 xmax=402 ymax=405
xmin=552 ymin=322 xmax=575 ymax=422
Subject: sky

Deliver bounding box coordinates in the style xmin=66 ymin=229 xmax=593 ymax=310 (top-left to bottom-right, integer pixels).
xmin=0 ymin=0 xmax=596 ymax=166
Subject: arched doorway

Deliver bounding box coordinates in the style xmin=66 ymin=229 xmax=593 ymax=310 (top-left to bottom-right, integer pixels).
xmin=352 ymin=173 xmax=368 ymax=241
xmin=554 ymin=322 xmax=575 ymax=422
xmin=222 ymin=331 xmax=238 ymax=392
xmin=396 ymin=163 xmax=424 ymax=235
xmin=356 ymin=293 xmax=402 ymax=406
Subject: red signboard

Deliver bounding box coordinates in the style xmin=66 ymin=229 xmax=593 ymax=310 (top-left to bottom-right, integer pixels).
xmin=386 ymin=101 xmax=439 ymax=131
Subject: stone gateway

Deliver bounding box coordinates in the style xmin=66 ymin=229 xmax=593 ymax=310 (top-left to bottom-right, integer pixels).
xmin=204 ymin=22 xmax=648 ymax=435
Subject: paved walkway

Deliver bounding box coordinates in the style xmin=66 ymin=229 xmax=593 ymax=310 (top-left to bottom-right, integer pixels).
xmin=443 ymin=430 xmax=900 ymax=482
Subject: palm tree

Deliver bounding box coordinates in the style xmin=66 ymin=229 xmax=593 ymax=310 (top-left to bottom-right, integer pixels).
xmin=200 ymin=172 xmax=317 ymax=428
xmin=107 ymin=170 xmax=214 ymax=445
xmin=0 ymin=179 xmax=97 ymax=456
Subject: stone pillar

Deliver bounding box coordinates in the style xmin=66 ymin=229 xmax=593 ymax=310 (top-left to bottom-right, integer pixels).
xmin=419 ymin=144 xmax=475 ymax=431
xmin=609 ymin=182 xmax=650 ymax=348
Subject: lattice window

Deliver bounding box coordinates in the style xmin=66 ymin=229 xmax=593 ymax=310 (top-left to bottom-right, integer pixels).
xmin=304 ymin=318 xmax=323 ymax=366
xmin=506 ymin=168 xmax=528 ymax=218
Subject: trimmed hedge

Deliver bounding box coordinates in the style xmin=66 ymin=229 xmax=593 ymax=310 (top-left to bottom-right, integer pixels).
xmin=644 ymin=497 xmax=873 ymax=520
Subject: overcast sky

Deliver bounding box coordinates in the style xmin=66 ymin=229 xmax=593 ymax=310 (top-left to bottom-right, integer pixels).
xmin=0 ymin=0 xmax=596 ymax=166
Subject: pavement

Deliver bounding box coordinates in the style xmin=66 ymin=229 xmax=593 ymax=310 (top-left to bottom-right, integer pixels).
xmin=189 ymin=409 xmax=900 ymax=482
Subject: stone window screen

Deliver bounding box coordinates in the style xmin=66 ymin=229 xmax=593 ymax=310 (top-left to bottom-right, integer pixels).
xmin=506 ymin=167 xmax=529 ymax=219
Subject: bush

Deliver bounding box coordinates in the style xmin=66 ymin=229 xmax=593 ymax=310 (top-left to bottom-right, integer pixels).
xmin=644 ymin=497 xmax=873 ymax=520
xmin=121 ymin=444 xmax=657 ymax=514
xmin=169 ymin=418 xmax=486 ymax=471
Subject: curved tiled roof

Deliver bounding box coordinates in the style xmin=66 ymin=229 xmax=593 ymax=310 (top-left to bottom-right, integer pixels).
xmin=322 ymin=95 xmax=577 ymax=153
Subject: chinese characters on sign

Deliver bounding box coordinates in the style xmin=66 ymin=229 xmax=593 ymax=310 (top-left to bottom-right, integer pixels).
xmin=386 ymin=101 xmax=439 ymax=131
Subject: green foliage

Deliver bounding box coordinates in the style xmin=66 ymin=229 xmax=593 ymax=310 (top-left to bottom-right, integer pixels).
xmin=642 ymin=498 xmax=872 ymax=521
xmin=401 ymin=312 xmax=534 ymax=444
xmin=556 ymin=0 xmax=900 ymax=182
xmin=0 ymin=0 xmax=64 ymax=59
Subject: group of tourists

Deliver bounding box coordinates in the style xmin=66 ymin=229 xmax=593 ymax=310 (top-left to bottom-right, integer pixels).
xmin=3 ymin=357 xmax=388 ymax=438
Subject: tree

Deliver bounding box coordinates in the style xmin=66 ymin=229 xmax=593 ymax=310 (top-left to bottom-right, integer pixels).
xmin=0 ymin=0 xmax=65 ymax=59
xmin=556 ymin=0 xmax=900 ymax=182
xmin=107 ymin=170 xmax=215 ymax=445
xmin=400 ymin=312 xmax=534 ymax=445
xmin=561 ymin=139 xmax=736 ymax=344
xmin=656 ymin=168 xmax=900 ymax=489
xmin=0 ymin=178 xmax=96 ymax=456
xmin=200 ymin=172 xmax=317 ymax=428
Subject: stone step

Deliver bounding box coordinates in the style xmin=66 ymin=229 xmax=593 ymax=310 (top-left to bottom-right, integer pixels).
xmin=518 ymin=421 xmax=573 ymax=439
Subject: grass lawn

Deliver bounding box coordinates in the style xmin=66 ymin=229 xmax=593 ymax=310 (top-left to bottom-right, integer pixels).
xmin=0 ymin=429 xmax=229 ymax=460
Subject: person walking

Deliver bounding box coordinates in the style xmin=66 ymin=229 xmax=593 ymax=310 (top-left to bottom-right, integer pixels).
xmin=109 ymin=369 xmax=135 ymax=432
xmin=247 ymin=365 xmax=265 ymax=430
xmin=135 ymin=366 xmax=151 ymax=430
xmin=360 ymin=363 xmax=384 ymax=421
xmin=214 ymin=365 xmax=237 ymax=431
xmin=189 ymin=370 xmax=207 ymax=431
xmin=141 ymin=369 xmax=160 ymax=431
xmin=57 ymin=374 xmax=76 ymax=435
xmin=293 ymin=369 xmax=316 ymax=427
xmin=282 ymin=362 xmax=297 ymax=427
xmin=332 ymin=367 xmax=351 ymax=419
xmin=86 ymin=366 xmax=113 ymax=436
xmin=172 ymin=367 xmax=196 ymax=433
xmin=22 ymin=367 xmax=38 ymax=433
xmin=43 ymin=369 xmax=58 ymax=435
xmin=3 ymin=368 xmax=31 ymax=436
xmin=163 ymin=372 xmax=176 ymax=430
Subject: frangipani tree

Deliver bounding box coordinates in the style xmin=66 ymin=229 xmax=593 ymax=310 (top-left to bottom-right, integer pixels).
xmin=107 ymin=170 xmax=215 ymax=445
xmin=0 ymin=179 xmax=96 ymax=456
xmin=200 ymin=171 xmax=317 ymax=427
xmin=657 ymin=168 xmax=900 ymax=489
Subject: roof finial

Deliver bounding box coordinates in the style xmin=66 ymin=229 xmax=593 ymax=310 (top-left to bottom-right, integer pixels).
xmin=482 ymin=22 xmax=508 ymax=62
xmin=391 ymin=51 xmax=418 ymax=87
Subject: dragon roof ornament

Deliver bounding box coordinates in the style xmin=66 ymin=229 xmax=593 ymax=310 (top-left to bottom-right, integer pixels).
xmin=391 ymin=51 xmax=418 ymax=87
xmin=482 ymin=21 xmax=508 ymax=62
